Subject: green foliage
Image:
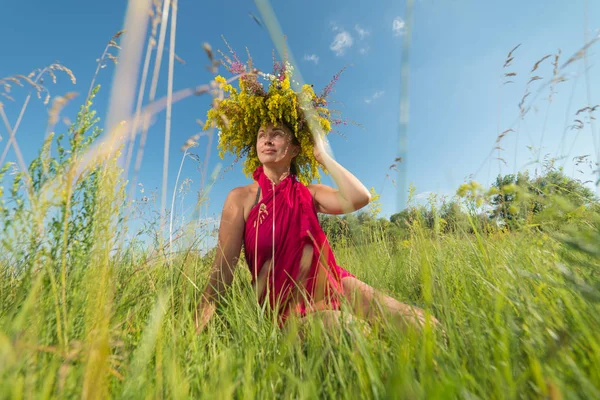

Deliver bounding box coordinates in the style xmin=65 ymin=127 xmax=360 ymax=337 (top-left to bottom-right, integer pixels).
xmin=439 ymin=200 xmax=471 ymax=233
xmin=318 ymin=213 xmax=352 ymax=247
xmin=490 ymin=166 xmax=597 ymax=230
xmin=0 ymin=86 xmax=105 ymax=268
xmin=365 ymin=187 xmax=382 ymax=220
xmin=0 ymin=86 xmax=128 ymax=398
xmin=390 ymin=201 xmax=478 ymax=235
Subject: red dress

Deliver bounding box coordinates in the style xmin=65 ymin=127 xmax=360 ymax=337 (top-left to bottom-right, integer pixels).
xmin=244 ymin=166 xmax=354 ymax=322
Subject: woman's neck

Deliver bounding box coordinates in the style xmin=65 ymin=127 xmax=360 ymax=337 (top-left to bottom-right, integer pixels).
xmin=262 ymin=164 xmax=291 ymax=185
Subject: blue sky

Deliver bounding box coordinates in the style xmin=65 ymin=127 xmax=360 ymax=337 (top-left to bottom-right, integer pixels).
xmin=1 ymin=0 xmax=599 ymax=242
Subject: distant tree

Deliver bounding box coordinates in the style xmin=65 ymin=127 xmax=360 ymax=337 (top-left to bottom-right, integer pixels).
xmin=532 ymin=168 xmax=596 ymax=205
xmin=490 ymin=167 xmax=597 ymax=229
xmin=439 ymin=200 xmax=471 ymax=233
xmin=390 ymin=206 xmax=435 ymax=230
xmin=489 ymin=172 xmax=531 ymax=227
xmin=318 ymin=214 xmax=350 ymax=247
xmin=390 ymin=207 xmax=420 ymax=230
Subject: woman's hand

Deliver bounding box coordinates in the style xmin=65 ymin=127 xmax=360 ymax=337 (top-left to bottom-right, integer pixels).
xmin=195 ymin=301 xmax=216 ymax=334
xmin=312 ymin=132 xmax=329 ymax=166
xmin=308 ymin=133 xmax=371 ymax=214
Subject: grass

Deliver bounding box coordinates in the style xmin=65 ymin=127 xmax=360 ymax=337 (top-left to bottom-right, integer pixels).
xmin=1 ymin=2 xmax=600 ymax=398
xmin=0 ymin=205 xmax=599 ymax=398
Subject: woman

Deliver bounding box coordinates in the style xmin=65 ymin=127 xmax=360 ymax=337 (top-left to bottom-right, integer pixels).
xmin=195 ymin=122 xmax=437 ymax=332
xmin=195 ymin=53 xmax=438 ymax=333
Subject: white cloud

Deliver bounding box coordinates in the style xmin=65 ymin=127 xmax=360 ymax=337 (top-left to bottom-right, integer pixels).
xmin=392 ymin=17 xmax=405 ymax=36
xmin=359 ymin=46 xmax=369 ymax=55
xmin=303 ymin=54 xmax=319 ymax=64
xmin=330 ymin=30 xmax=353 ymax=56
xmin=364 ymin=91 xmax=384 ymax=104
xmin=414 ymin=191 xmax=434 ymax=200
xmin=354 ymin=24 xmax=370 ymax=39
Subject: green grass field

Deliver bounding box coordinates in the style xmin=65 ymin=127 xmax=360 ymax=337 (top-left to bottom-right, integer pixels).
xmin=1 ymin=193 xmax=599 ymax=398
xmin=1 ymin=9 xmax=600 ymax=398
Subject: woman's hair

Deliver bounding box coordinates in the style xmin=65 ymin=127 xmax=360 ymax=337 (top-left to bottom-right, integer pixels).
xmin=290 ymin=161 xmax=298 ymax=176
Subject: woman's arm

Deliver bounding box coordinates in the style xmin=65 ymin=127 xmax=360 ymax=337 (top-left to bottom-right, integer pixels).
xmin=308 ymin=134 xmax=371 ymax=215
xmin=195 ymin=188 xmax=245 ymax=333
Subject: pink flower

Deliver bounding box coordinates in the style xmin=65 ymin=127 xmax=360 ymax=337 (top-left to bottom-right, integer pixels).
xmin=230 ymin=61 xmax=246 ymax=74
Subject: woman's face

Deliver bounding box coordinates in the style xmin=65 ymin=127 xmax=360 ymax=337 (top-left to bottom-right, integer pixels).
xmin=256 ymin=123 xmax=299 ymax=167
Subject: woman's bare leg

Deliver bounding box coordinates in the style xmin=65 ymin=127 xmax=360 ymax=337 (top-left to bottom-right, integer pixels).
xmin=340 ymin=276 xmax=439 ymax=331
xmin=301 ymin=310 xmax=353 ymax=330
xmin=293 ymin=310 xmax=371 ymax=341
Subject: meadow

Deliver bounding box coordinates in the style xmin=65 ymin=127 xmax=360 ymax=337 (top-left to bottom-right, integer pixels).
xmin=1 ymin=3 xmax=600 ymax=399
xmin=1 ymin=105 xmax=599 ymax=397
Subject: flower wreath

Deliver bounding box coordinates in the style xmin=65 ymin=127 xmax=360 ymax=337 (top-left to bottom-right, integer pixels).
xmin=203 ymin=42 xmax=347 ymax=185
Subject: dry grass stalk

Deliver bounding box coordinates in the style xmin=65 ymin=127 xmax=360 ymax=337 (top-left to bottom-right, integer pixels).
xmin=130 ymin=0 xmax=171 ymax=206
xmin=204 ymin=42 xmax=220 ymax=73
xmin=531 ymin=55 xmax=551 ymax=72
xmin=68 ymin=79 xmax=214 ymax=206
xmin=502 ymin=44 xmax=520 ymax=86
xmin=519 ymin=92 xmax=530 ymax=115
xmin=0 ymin=106 xmax=29 ymax=181
xmin=0 ymin=63 xmax=76 ymax=172
xmin=162 ymin=0 xmax=178 ymax=248
xmin=123 ymin=0 xmax=163 ymax=184
xmin=48 ymin=92 xmax=78 ymax=128
xmin=560 ymin=33 xmax=600 ymax=70
xmin=496 ymin=128 xmax=514 ymax=143
xmin=504 ymin=43 xmax=521 ymax=67
xmin=570 ymin=119 xmax=584 ymax=130
xmin=576 ymin=105 xmax=599 ymax=115
xmin=180 ymin=133 xmax=204 ymax=152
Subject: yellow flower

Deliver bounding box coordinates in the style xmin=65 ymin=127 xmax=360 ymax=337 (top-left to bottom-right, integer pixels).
xmin=320 ymin=118 xmax=331 ymax=133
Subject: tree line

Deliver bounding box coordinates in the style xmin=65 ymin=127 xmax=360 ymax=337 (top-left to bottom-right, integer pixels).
xmin=319 ymin=166 xmax=599 ymax=248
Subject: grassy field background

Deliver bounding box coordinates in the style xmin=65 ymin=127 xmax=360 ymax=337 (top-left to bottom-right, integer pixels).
xmin=1 ymin=142 xmax=599 ymax=398
xmin=1 ymin=3 xmax=600 ymax=398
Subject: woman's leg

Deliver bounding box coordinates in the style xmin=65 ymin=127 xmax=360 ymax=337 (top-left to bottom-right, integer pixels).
xmin=293 ymin=310 xmax=371 ymax=341
xmin=300 ymin=310 xmax=354 ymax=330
xmin=340 ymin=276 xmax=439 ymax=330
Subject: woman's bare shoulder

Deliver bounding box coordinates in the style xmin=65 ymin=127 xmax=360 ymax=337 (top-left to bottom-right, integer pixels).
xmin=228 ymin=182 xmax=259 ymax=199
xmin=225 ymin=182 xmax=259 ymax=221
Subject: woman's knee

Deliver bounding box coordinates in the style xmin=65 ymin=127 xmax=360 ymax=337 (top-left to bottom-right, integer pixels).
xmin=340 ymin=277 xmax=380 ymax=317
xmin=341 ymin=276 xmax=374 ymax=298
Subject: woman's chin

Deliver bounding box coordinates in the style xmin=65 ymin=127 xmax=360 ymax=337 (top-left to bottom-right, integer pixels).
xmin=260 ymin=158 xmax=289 ymax=168
xmin=259 ymin=155 xmax=278 ymax=164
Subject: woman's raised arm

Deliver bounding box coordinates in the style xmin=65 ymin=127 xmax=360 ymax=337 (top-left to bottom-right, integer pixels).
xmin=308 ymin=134 xmax=371 ymax=215
xmin=195 ymin=188 xmax=246 ymax=333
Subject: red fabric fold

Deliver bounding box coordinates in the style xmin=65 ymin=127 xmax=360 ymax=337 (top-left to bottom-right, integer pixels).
xmin=244 ymin=166 xmax=354 ymax=322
